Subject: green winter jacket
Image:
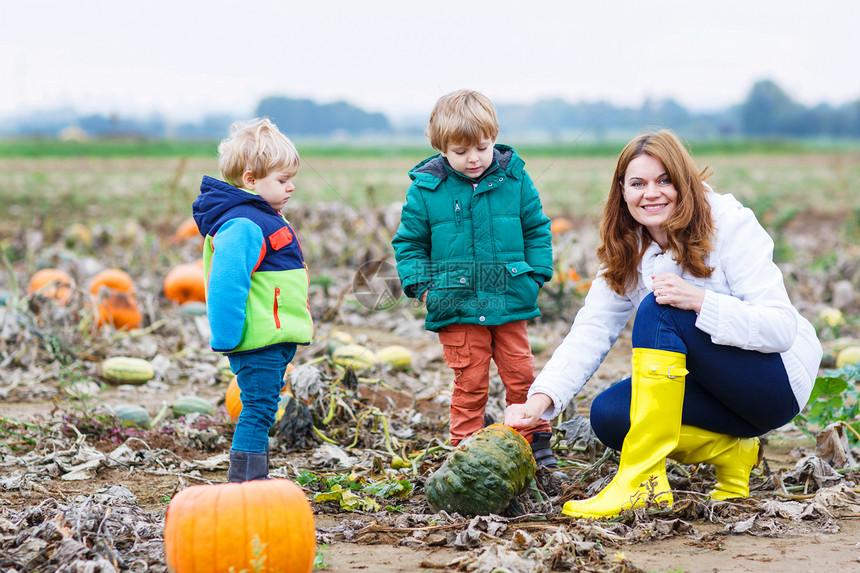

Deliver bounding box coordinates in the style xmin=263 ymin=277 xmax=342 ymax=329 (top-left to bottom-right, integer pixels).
xmin=392 ymin=145 xmax=553 ymax=332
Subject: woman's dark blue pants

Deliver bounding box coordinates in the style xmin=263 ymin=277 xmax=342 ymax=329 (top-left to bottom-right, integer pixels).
xmin=590 ymin=294 xmax=800 ymax=450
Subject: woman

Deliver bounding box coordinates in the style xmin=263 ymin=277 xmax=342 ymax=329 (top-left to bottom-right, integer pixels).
xmin=504 ymin=130 xmax=822 ymax=518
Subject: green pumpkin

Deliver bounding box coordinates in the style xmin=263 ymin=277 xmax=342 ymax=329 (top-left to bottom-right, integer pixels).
xmin=112 ymin=404 xmax=151 ymax=428
xmin=101 ymin=356 xmax=155 ymax=385
xmin=424 ymin=424 xmax=536 ymax=516
xmin=331 ymin=344 xmax=379 ymax=371
xmin=171 ymin=396 xmax=216 ymax=417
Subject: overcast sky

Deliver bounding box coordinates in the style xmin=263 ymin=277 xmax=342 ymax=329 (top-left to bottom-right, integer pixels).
xmin=3 ymin=1 xmax=858 ymax=122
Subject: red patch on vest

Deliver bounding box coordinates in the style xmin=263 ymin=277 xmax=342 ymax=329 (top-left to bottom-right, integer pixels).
xmin=268 ymin=227 xmax=293 ymax=250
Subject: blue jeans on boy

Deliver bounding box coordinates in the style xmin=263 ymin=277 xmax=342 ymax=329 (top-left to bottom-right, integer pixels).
xmin=590 ymin=293 xmax=800 ymax=450
xmin=228 ymin=343 xmax=297 ymax=453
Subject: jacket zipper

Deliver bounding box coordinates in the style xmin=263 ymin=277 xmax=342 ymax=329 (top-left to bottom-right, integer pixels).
xmin=454 ymin=200 xmax=462 ymax=228
xmin=274 ymin=286 xmax=282 ymax=329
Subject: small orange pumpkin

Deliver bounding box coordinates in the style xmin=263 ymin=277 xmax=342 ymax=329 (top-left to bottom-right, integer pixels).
xmin=89 ymin=268 xmax=136 ymax=295
xmin=225 ymin=376 xmax=242 ymax=420
xmin=163 ymin=479 xmax=316 ymax=573
xmin=163 ymin=262 xmax=206 ymax=304
xmin=171 ymin=217 xmax=204 ymax=251
xmin=171 ymin=217 xmax=200 ymax=242
xmin=550 ymin=217 xmax=575 ymax=235
xmin=28 ymin=268 xmax=74 ymax=305
xmin=94 ymin=291 xmax=143 ymax=330
xmin=575 ymin=280 xmax=593 ymax=296
xmin=89 ymin=269 xmax=142 ymax=330
xmin=556 ymin=266 xmax=581 ymax=285
xmin=225 ymin=364 xmax=295 ymax=421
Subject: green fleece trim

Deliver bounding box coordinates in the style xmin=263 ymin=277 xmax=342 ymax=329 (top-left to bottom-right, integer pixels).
xmin=228 ymin=268 xmax=313 ymax=352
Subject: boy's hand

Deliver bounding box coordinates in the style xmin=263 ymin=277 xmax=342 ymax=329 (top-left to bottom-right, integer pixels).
xmin=420 ymin=290 xmax=428 ymax=304
xmin=504 ymin=394 xmax=553 ymax=429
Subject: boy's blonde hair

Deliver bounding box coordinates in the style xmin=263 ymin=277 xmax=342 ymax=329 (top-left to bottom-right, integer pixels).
xmin=218 ymin=118 xmax=300 ymax=187
xmin=425 ymin=90 xmax=500 ymax=152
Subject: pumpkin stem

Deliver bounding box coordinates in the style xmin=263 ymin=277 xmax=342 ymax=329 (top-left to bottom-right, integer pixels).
xmin=322 ymin=387 xmax=341 ymax=425
xmin=377 ymin=409 xmax=398 ymax=456
xmin=312 ymin=424 xmax=338 ymax=444
xmin=149 ymin=403 xmax=171 ymax=429
xmin=406 ymin=439 xmax=450 ymax=475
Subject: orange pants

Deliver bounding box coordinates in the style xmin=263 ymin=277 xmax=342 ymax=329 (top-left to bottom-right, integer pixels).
xmin=438 ymin=320 xmax=551 ymax=445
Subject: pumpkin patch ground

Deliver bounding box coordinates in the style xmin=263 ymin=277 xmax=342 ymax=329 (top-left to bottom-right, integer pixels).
xmin=3 ymin=153 xmax=860 ymax=572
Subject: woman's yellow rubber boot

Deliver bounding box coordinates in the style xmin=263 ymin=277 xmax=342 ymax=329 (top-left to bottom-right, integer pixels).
xmin=670 ymin=425 xmax=760 ymax=500
xmin=562 ymin=348 xmax=687 ymax=519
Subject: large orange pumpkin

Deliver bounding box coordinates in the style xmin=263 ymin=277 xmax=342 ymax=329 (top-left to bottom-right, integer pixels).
xmin=28 ymin=268 xmax=74 ymax=305
xmin=163 ymin=262 xmax=206 ymax=304
xmin=225 ymin=365 xmax=295 ymax=421
xmin=89 ymin=269 xmax=142 ymax=330
xmin=163 ymin=479 xmax=316 ymax=573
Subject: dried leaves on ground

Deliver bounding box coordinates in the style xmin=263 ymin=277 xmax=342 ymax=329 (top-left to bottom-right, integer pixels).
xmin=2 ymin=204 xmax=860 ymax=572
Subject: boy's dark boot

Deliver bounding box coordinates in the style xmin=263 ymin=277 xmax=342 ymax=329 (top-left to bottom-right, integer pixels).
xmin=530 ymin=431 xmax=559 ymax=470
xmin=227 ymin=449 xmax=269 ymax=482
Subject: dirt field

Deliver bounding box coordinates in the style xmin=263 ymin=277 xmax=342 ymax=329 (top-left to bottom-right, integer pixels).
xmin=3 ymin=316 xmax=860 ymax=573
xmin=3 ymin=153 xmax=860 ymax=572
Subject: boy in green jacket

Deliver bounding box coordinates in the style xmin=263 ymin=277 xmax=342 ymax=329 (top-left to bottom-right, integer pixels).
xmin=392 ymin=90 xmax=557 ymax=467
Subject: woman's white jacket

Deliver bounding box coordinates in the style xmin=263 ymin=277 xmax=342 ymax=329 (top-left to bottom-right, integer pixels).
xmin=529 ymin=191 xmax=822 ymax=419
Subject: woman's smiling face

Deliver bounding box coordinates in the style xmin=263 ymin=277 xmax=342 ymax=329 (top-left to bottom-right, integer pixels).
xmin=622 ymin=153 xmax=678 ymax=248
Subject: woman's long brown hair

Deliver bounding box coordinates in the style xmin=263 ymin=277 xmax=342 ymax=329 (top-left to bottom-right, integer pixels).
xmin=597 ymin=130 xmax=715 ymax=295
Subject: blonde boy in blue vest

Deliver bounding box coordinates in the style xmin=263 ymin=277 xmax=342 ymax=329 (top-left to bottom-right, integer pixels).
xmin=193 ymin=118 xmax=313 ymax=481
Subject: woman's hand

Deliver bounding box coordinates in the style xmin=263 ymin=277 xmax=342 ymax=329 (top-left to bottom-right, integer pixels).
xmin=504 ymin=394 xmax=553 ymax=429
xmin=652 ymin=273 xmax=705 ymax=313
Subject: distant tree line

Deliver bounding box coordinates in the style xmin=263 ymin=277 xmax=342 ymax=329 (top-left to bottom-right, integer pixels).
xmin=496 ymin=80 xmax=860 ymax=140
xmin=496 ymin=97 xmax=723 ymax=140
xmin=1 ymin=80 xmax=857 ymax=140
xmin=741 ymin=80 xmax=860 ymax=137
xmin=255 ymin=97 xmax=390 ymax=135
